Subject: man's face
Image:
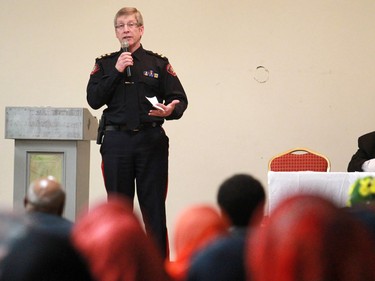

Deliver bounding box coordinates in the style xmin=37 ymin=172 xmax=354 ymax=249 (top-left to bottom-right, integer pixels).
xmin=115 ymin=14 xmax=144 ymax=51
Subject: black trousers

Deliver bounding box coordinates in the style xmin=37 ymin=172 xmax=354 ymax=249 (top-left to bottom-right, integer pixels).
xmin=100 ymin=126 xmax=169 ymax=258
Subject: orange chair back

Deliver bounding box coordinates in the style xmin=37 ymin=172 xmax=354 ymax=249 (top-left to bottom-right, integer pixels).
xmin=269 ymin=148 xmax=330 ymax=172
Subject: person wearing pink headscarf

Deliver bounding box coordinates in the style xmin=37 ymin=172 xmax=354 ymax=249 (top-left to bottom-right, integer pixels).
xmin=71 ymin=196 xmax=171 ymax=281
xmin=165 ymin=205 xmax=229 ymax=281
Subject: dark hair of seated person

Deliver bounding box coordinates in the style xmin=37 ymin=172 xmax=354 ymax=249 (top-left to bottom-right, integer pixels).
xmin=217 ymin=173 xmax=265 ymax=226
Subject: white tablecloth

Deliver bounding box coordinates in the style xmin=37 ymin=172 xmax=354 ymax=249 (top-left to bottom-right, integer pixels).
xmin=267 ymin=171 xmax=375 ymax=214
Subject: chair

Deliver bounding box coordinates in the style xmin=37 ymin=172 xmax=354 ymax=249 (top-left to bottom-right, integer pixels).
xmin=268 ymin=147 xmax=330 ymax=172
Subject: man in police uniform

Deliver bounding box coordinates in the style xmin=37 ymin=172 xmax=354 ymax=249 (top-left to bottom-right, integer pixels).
xmin=87 ymin=7 xmax=188 ymax=259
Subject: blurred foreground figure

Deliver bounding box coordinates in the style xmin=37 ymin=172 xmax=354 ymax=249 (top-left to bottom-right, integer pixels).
xmin=247 ymin=194 xmax=375 ymax=281
xmin=0 ymin=211 xmax=29 ymax=266
xmin=0 ymin=230 xmax=94 ymax=281
xmin=187 ymin=174 xmax=265 ymax=281
xmin=24 ymin=176 xmax=72 ymax=238
xmin=166 ymin=205 xmax=229 ymax=281
xmin=72 ymin=196 xmax=171 ymax=281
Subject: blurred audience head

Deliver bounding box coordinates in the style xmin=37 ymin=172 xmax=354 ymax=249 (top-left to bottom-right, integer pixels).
xmin=24 ymin=176 xmax=66 ymax=216
xmin=166 ymin=204 xmax=229 ymax=281
xmin=72 ymin=195 xmax=170 ymax=281
xmin=0 ymin=230 xmax=93 ymax=281
xmin=247 ymin=194 xmax=375 ymax=281
xmin=217 ymin=174 xmax=265 ymax=227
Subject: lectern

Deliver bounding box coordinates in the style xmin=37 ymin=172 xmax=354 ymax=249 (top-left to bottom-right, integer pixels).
xmin=5 ymin=107 xmax=98 ymax=221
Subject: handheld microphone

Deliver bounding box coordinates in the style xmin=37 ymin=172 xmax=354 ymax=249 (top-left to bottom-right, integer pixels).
xmin=121 ymin=40 xmax=132 ymax=77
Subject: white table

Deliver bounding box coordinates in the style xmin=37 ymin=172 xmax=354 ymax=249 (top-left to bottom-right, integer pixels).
xmin=267 ymin=171 xmax=375 ymax=214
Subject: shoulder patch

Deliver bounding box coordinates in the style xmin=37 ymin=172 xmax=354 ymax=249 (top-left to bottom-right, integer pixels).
xmin=90 ymin=63 xmax=100 ymax=75
xmin=96 ymin=51 xmax=118 ymax=60
xmin=145 ymin=49 xmax=168 ymax=61
xmin=166 ymin=64 xmax=177 ymax=76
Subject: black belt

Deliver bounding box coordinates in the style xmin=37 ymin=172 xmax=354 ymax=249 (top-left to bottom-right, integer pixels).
xmin=105 ymin=122 xmax=160 ymax=132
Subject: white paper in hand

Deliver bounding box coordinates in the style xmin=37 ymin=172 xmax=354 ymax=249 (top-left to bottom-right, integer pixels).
xmin=146 ymin=96 xmax=165 ymax=111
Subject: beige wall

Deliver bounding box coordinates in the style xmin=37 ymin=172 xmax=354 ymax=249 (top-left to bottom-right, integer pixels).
xmin=1 ymin=0 xmax=375 ymax=249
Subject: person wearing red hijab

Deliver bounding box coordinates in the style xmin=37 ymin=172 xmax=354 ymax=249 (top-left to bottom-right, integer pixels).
xmin=165 ymin=205 xmax=229 ymax=281
xmin=72 ymin=196 xmax=171 ymax=281
xmin=247 ymin=194 xmax=375 ymax=281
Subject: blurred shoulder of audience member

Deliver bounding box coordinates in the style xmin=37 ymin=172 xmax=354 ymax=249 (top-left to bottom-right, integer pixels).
xmin=346 ymin=206 xmax=375 ymax=242
xmin=247 ymin=194 xmax=375 ymax=281
xmin=72 ymin=195 xmax=171 ymax=281
xmin=0 ymin=229 xmax=94 ymax=281
xmin=166 ymin=204 xmax=229 ymax=281
xmin=0 ymin=211 xmax=30 ymax=266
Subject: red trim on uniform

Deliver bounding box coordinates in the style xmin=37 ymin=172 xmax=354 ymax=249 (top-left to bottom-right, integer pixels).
xmin=166 ymin=64 xmax=177 ymax=76
xmin=165 ymin=176 xmax=169 ymax=260
xmin=90 ymin=63 xmax=100 ymax=75
xmin=101 ymin=160 xmax=106 ymax=186
xmin=165 ymin=231 xmax=170 ymax=261
xmin=164 ymin=176 xmax=169 ymax=200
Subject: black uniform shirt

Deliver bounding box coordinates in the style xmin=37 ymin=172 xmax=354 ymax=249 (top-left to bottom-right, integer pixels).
xmin=87 ymin=45 xmax=188 ymax=125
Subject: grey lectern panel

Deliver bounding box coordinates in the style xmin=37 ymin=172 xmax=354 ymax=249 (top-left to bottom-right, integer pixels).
xmin=13 ymin=140 xmax=90 ymax=221
xmin=5 ymin=107 xmax=97 ymax=140
xmin=5 ymin=107 xmax=98 ymax=221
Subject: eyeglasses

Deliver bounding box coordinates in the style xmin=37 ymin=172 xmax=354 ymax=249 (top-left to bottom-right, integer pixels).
xmin=115 ymin=22 xmax=139 ymax=30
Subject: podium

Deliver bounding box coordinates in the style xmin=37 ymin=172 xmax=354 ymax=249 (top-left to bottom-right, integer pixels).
xmin=5 ymin=107 xmax=98 ymax=221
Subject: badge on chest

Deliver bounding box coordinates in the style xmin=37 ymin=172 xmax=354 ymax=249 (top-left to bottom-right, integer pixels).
xmin=143 ymin=70 xmax=159 ymax=79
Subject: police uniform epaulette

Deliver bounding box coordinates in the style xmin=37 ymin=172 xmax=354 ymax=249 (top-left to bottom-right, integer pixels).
xmin=96 ymin=51 xmax=118 ymax=60
xmin=145 ymin=50 xmax=168 ymax=61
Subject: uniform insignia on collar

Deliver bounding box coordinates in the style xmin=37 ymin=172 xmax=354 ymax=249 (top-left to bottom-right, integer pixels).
xmin=166 ymin=64 xmax=177 ymax=76
xmin=96 ymin=52 xmax=117 ymax=60
xmin=144 ymin=50 xmax=168 ymax=61
xmin=143 ymin=70 xmax=159 ymax=79
xmin=90 ymin=63 xmax=100 ymax=75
